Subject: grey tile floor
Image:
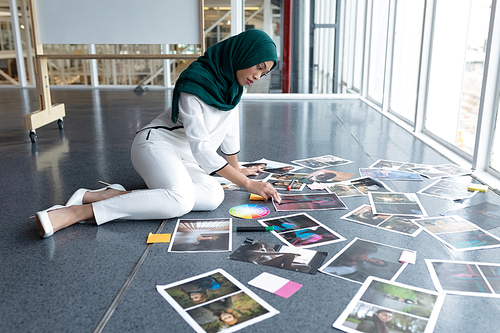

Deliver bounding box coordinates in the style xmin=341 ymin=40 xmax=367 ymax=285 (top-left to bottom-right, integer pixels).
xmin=1 ymin=89 xmax=500 ymax=332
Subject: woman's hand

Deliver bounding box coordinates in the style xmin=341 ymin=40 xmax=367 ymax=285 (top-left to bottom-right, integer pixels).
xmin=245 ymin=180 xmax=281 ymax=203
xmin=239 ymin=165 xmax=264 ymax=176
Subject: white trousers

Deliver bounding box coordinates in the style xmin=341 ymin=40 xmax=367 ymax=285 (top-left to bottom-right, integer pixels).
xmin=92 ymin=129 xmax=224 ymax=225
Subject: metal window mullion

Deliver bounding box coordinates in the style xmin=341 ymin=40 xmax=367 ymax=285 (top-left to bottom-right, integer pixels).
xmin=231 ymin=0 xmax=243 ymax=36
xmin=9 ymin=0 xmax=27 ymax=86
xmin=89 ymin=44 xmax=99 ymax=87
xmin=382 ymin=0 xmax=396 ymax=112
xmin=354 ymin=0 xmax=367 ymax=92
xmin=346 ymin=0 xmax=356 ymax=91
xmin=473 ymin=0 xmax=500 ymax=172
xmin=362 ymin=0 xmax=373 ymax=97
xmin=414 ymin=0 xmax=436 ymax=134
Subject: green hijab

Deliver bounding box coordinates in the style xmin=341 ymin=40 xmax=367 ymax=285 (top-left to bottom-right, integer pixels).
xmin=171 ymin=29 xmax=277 ymax=123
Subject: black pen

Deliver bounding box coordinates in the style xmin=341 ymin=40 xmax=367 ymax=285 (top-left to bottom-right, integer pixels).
xmin=236 ymin=226 xmax=275 ymax=232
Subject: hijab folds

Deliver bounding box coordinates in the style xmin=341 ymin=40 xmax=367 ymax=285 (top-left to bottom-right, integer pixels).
xmin=171 ymin=29 xmax=277 ymax=123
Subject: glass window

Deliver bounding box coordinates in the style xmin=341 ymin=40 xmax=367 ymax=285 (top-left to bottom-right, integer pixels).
xmin=366 ymin=0 xmax=390 ymax=104
xmin=425 ymin=0 xmax=491 ymax=155
xmin=388 ymin=0 xmax=425 ymax=123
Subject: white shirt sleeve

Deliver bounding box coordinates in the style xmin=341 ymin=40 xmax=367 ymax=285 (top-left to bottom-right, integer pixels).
xmin=179 ymin=94 xmax=228 ymax=174
xmin=220 ymin=105 xmax=240 ymax=155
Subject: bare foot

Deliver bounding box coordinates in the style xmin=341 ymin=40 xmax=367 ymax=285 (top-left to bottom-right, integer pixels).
xmin=82 ymin=189 xmax=130 ymax=204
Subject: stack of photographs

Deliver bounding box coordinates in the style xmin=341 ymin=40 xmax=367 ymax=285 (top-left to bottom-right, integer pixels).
xmin=242 ymin=158 xmax=300 ymax=174
xmin=257 ymin=213 xmax=346 ymax=248
xmin=418 ymin=178 xmax=478 ymax=201
xmin=337 ymin=177 xmax=393 ymax=195
xmin=442 ymin=202 xmax=500 ymax=232
xmin=359 ymin=168 xmax=423 ymax=181
xmin=368 ymin=192 xmax=427 ymax=217
xmin=292 ymin=154 xmax=353 ymax=169
xmin=369 ymin=159 xmax=471 ymax=178
xmin=369 ymin=159 xmax=426 ymax=172
xmin=229 ymin=239 xmax=328 ymax=275
xmin=332 ymin=277 xmax=444 ymax=333
xmin=273 ymin=193 xmax=347 ymax=211
xmin=325 ymin=184 xmax=364 ymax=197
xmin=341 ymin=205 xmax=422 ymax=237
xmin=411 ymin=215 xmax=500 ymax=251
xmin=425 ymin=259 xmax=500 ymax=298
xmin=168 ymin=219 xmax=232 ymax=253
xmin=157 ymin=269 xmax=279 ymax=333
xmin=319 ymin=238 xmax=411 ymax=284
xmin=260 ymin=170 xmax=354 ymax=191
xmin=410 ymin=164 xmax=471 ymax=179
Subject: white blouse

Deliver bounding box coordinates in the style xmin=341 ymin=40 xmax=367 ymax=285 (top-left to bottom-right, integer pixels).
xmin=144 ymin=92 xmax=240 ymax=174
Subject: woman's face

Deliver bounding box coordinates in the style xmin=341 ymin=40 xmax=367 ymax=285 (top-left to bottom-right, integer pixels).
xmin=220 ymin=312 xmax=235 ymax=323
xmin=375 ymin=311 xmax=393 ymax=322
xmin=189 ymin=292 xmax=203 ymax=302
xmin=236 ymin=61 xmax=275 ymax=86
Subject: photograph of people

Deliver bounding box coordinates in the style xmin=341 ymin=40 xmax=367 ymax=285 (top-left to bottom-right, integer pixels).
xmin=259 ymin=213 xmax=319 ymax=231
xmin=276 ymin=194 xmax=346 ymax=211
xmin=33 ymin=29 xmax=281 ymax=238
xmin=379 ymin=216 xmax=421 ymax=235
xmin=165 ymin=272 xmax=240 ymax=309
xmin=356 ymin=309 xmax=393 ymax=333
xmin=307 ymin=169 xmax=354 ymax=183
xmin=321 ymin=239 xmax=406 ymax=283
xmin=281 ymin=227 xmax=341 ymax=247
xmin=186 ymin=292 xmax=270 ymax=333
xmin=169 ymin=219 xmax=231 ymax=252
xmin=326 ymin=184 xmax=363 ymax=197
xmin=343 ymin=205 xmax=389 ymax=226
xmin=349 ymin=177 xmax=392 ymax=194
xmin=229 ymin=241 xmax=317 ymax=273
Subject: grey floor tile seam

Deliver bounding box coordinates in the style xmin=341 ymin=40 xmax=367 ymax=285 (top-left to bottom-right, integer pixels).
xmin=93 ymin=219 xmax=168 ymax=333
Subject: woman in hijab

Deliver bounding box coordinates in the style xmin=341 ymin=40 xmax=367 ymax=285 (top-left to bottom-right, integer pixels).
xmin=35 ymin=30 xmax=280 ymax=238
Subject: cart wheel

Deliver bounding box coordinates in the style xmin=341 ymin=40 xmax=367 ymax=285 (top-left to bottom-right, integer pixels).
xmin=57 ymin=118 xmax=64 ymax=129
xmin=29 ymin=131 xmax=37 ymax=143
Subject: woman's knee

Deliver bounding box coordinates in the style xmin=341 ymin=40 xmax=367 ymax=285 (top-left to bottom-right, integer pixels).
xmin=194 ymin=183 xmax=224 ymax=211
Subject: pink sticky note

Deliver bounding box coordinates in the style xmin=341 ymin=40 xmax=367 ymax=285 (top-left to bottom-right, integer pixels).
xmin=248 ymin=272 xmax=302 ymax=298
xmin=274 ymin=281 xmax=303 ymax=298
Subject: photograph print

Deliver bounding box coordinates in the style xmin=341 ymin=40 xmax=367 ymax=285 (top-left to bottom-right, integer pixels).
xmin=442 ymin=202 xmax=500 ymax=232
xmin=326 ymin=184 xmax=364 ymax=197
xmin=274 ymin=193 xmax=347 ymax=211
xmin=341 ymin=205 xmax=390 ymax=227
xmin=333 ymin=277 xmax=444 ymax=333
xmin=292 ymin=155 xmax=353 ymax=170
xmin=369 ymin=192 xmax=427 ymax=217
xmin=418 ymin=179 xmax=477 ymax=201
xmin=229 ymin=238 xmax=328 ymax=274
xmin=377 ymin=216 xmax=422 ymax=237
xmin=319 ymin=238 xmax=409 ymax=284
xmin=359 ymin=168 xmax=423 ymax=181
xmin=157 ymin=269 xmax=278 ymax=333
xmin=347 ymin=177 xmax=393 ymax=194
xmin=258 ymin=213 xmax=346 ymax=248
xmin=412 ymin=215 xmax=500 ymax=251
xmin=426 ymin=259 xmax=500 ymax=298
xmin=242 ymin=158 xmax=300 ymax=174
xmin=168 ymin=219 xmax=232 ymax=253
xmin=341 ymin=205 xmax=422 ymax=237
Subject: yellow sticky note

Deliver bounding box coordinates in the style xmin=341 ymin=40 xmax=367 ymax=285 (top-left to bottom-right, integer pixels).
xmin=250 ymin=193 xmax=265 ymax=201
xmin=147 ymin=233 xmax=171 ymax=243
xmin=468 ymin=184 xmax=488 ymax=192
